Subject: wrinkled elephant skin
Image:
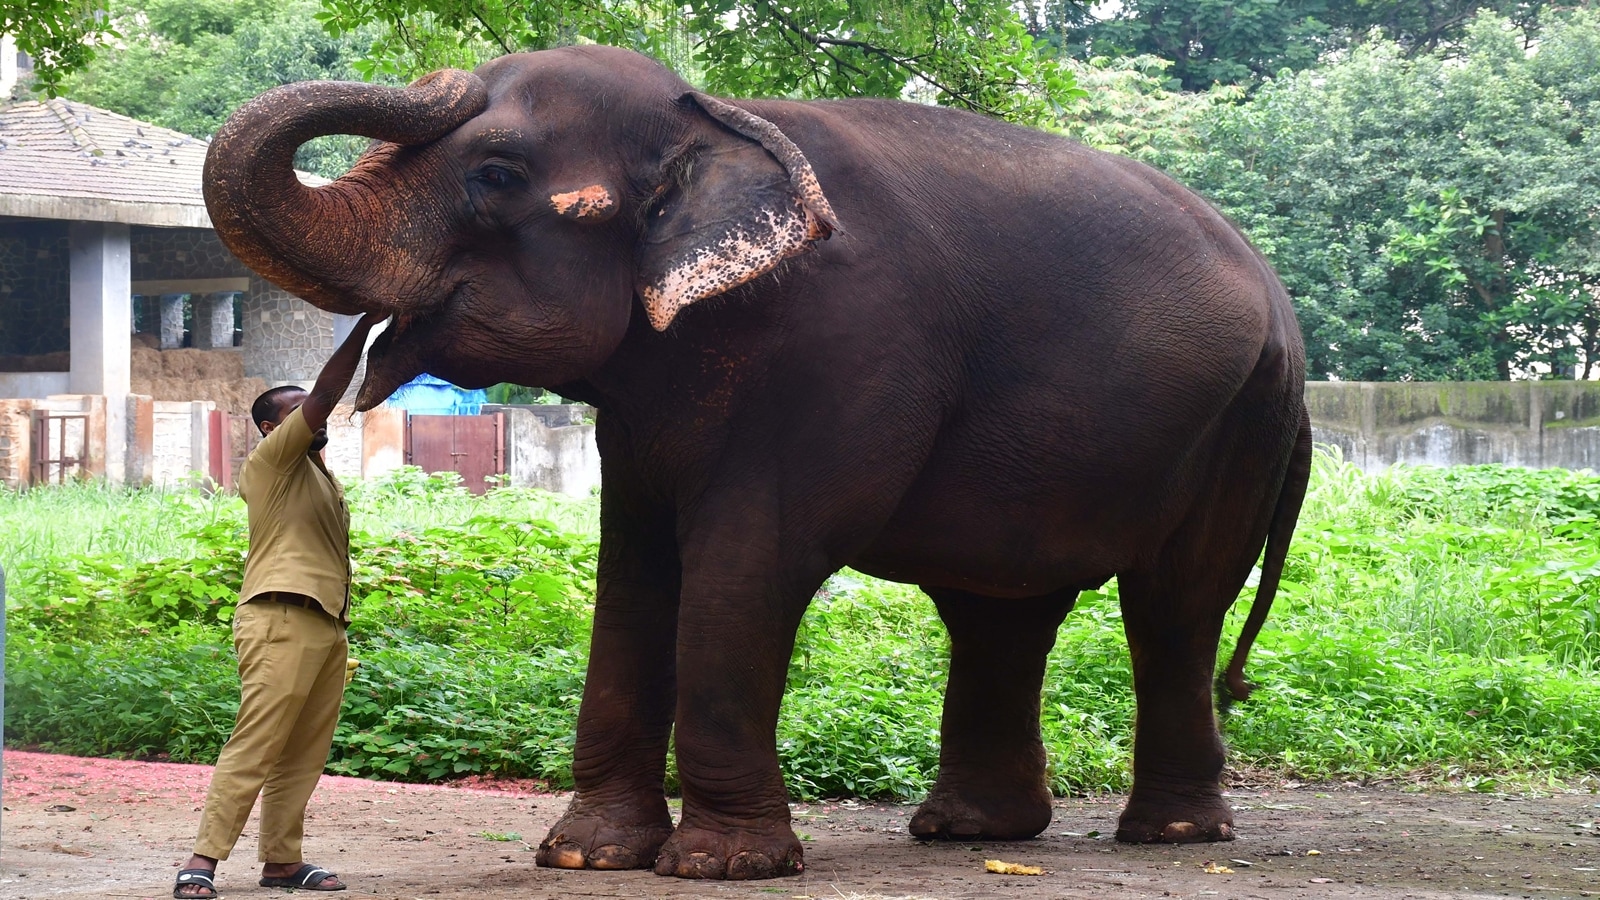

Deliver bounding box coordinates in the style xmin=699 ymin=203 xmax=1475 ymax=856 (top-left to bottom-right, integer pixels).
xmin=204 ymin=45 xmax=1313 ymax=881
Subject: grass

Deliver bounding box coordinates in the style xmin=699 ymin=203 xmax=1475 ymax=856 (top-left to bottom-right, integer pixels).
xmin=4 ymin=454 xmax=1599 ymax=798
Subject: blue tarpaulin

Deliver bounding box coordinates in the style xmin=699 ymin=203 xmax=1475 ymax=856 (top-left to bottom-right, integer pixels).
xmin=384 ymin=373 xmax=486 ymax=415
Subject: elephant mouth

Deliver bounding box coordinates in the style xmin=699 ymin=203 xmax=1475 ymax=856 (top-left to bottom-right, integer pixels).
xmin=356 ymin=314 xmax=428 ymax=411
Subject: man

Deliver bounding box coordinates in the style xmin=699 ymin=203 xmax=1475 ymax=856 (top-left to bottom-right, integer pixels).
xmin=174 ymin=313 xmax=382 ymax=898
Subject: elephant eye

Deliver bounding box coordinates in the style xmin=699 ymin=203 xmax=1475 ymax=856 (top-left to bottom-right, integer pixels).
xmin=473 ymin=164 xmax=520 ymax=189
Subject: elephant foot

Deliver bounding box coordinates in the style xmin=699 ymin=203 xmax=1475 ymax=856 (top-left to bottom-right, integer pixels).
xmin=652 ymin=824 xmax=804 ymax=879
xmin=1115 ymin=792 xmax=1235 ymax=844
xmin=536 ymin=804 xmax=674 ymax=870
xmin=908 ymin=783 xmax=1053 ymax=841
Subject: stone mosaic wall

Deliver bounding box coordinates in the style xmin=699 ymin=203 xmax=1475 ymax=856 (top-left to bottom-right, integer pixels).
xmin=243 ymin=275 xmax=334 ymax=385
xmin=3 ymin=222 xmax=332 ymax=385
xmin=0 ymin=221 xmax=70 ymax=358
xmin=131 ymin=226 xmax=331 ymax=381
xmin=131 ymin=227 xmax=249 ymax=281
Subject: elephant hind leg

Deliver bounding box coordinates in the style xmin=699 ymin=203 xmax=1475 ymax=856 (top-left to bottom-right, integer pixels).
xmin=1115 ymin=420 xmax=1296 ymax=844
xmin=909 ymin=588 xmax=1076 ymax=841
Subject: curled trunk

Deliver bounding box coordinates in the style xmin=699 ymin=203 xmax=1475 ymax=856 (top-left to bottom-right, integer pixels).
xmin=203 ymin=70 xmax=487 ymax=315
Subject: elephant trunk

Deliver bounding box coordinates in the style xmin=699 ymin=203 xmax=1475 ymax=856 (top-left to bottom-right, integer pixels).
xmin=202 ymin=70 xmax=487 ymax=315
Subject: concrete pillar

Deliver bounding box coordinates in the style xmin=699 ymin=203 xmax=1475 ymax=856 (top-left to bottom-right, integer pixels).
xmin=68 ymin=222 xmax=130 ymax=484
xmin=126 ymin=394 xmax=154 ymax=486
xmin=159 ymin=293 xmax=185 ymax=349
xmin=361 ymin=405 xmax=406 ymax=479
xmin=194 ymin=292 xmax=236 ymax=349
xmin=189 ymin=400 xmax=212 ymax=478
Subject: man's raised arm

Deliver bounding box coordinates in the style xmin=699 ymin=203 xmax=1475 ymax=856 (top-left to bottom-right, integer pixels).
xmin=300 ymin=313 xmax=386 ymax=433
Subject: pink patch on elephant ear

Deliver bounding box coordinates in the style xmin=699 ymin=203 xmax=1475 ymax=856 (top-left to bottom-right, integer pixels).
xmin=639 ymin=201 xmax=822 ymax=332
xmin=549 ymin=184 xmax=617 ymax=222
xmin=634 ymin=93 xmax=839 ymax=332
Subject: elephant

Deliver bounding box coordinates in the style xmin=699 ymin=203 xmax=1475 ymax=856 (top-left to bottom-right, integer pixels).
xmin=203 ymin=44 xmax=1312 ymax=881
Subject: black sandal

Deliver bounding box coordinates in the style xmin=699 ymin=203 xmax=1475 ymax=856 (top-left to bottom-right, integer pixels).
xmin=172 ymin=868 xmax=218 ymax=898
xmin=259 ymin=863 xmax=346 ymax=891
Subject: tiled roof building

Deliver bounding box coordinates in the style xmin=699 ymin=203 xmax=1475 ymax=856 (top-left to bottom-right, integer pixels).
xmin=0 ymin=99 xmax=212 ymax=226
xmin=0 ymin=97 xmax=345 ymax=486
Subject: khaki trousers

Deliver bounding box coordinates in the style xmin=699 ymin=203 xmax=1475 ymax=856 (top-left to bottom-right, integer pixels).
xmin=194 ymin=599 xmax=348 ymax=862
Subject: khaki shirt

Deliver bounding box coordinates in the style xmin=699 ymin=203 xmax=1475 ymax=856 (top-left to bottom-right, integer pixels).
xmin=238 ymin=406 xmax=352 ymax=621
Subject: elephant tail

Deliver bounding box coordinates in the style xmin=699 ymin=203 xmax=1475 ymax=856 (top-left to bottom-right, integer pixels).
xmin=1218 ymin=405 xmax=1312 ymax=712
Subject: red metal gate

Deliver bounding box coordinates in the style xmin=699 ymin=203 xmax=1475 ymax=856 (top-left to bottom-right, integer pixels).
xmin=31 ymin=410 xmax=87 ymax=485
xmin=405 ymin=413 xmax=504 ymax=494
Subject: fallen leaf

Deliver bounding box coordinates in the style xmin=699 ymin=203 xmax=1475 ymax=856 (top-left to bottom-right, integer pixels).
xmin=45 ymin=804 xmax=77 ymax=812
xmin=1309 ymin=877 xmax=1333 ymax=884
xmin=1305 ymin=849 xmax=1322 ymax=856
xmin=985 ymin=859 xmax=1044 ymax=876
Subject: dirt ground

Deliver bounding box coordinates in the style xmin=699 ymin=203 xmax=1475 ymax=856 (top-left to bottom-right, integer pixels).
xmin=3 ymin=750 xmax=1596 ymax=900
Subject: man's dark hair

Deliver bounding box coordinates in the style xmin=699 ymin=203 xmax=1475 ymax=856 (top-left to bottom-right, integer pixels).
xmin=251 ymin=385 xmax=307 ymax=434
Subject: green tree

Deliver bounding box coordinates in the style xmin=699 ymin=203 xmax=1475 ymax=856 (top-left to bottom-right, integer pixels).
xmin=1063 ymin=0 xmax=1551 ymax=91
xmin=1166 ymin=10 xmax=1600 ymax=380
xmin=314 ymin=0 xmax=1080 ymax=126
xmin=1 ymin=0 xmax=117 ymax=95
xmin=58 ymin=0 xmax=390 ymax=177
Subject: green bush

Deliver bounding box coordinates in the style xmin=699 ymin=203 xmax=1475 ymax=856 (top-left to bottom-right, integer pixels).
xmin=6 ymin=456 xmax=1600 ymax=795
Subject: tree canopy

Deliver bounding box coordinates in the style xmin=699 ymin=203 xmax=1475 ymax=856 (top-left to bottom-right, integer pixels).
xmin=311 ymin=0 xmax=1079 ymax=126
xmin=10 ymin=1 xmax=1599 ymax=381
xmin=1059 ymin=0 xmax=1552 ymax=91
xmin=1163 ymin=10 xmax=1600 ymax=379
xmin=56 ymin=0 xmax=387 ymax=176
xmin=2 ymin=0 xmax=117 ymax=95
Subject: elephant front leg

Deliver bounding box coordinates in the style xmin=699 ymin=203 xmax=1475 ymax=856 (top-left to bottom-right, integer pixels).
xmin=651 ymin=564 xmax=812 ymax=880
xmin=537 ymin=497 xmax=680 ymax=870
xmin=1114 ymin=571 xmax=1235 ymax=844
xmin=910 ymin=589 xmax=1075 ymax=841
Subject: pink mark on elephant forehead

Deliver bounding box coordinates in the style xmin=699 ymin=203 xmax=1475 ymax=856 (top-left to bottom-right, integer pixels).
xmin=550 ymin=184 xmax=616 ymax=219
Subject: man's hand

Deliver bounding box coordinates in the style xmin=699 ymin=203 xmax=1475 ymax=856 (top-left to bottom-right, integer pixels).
xmin=301 ymin=313 xmax=387 ymax=434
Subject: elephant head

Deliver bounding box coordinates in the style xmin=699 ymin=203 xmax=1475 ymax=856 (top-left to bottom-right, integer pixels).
xmin=203 ymin=46 xmax=838 ymax=409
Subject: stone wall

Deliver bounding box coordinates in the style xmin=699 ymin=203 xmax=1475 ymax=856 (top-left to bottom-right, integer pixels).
xmin=0 ymin=221 xmax=69 ymax=359
xmin=242 ymin=275 xmax=335 ymax=386
xmin=1307 ymin=381 xmax=1600 ymax=472
xmin=131 ymin=227 xmax=248 ymax=282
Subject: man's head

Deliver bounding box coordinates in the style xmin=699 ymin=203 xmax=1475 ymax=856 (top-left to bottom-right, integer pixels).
xmin=252 ymin=385 xmax=307 ymax=436
xmin=251 ymin=385 xmax=329 ymax=452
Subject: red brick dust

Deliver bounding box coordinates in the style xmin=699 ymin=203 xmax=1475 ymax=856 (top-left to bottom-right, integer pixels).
xmin=2 ymin=750 xmax=1597 ymax=900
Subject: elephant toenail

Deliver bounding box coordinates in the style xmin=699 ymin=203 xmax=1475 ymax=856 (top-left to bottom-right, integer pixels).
xmin=587 ymin=844 xmax=639 ymax=869
xmin=538 ymin=841 xmax=588 ymax=869
xmin=676 ymin=850 xmax=722 ymax=879
xmin=1162 ymin=821 xmax=1201 ymax=842
xmin=1216 ymin=822 xmax=1235 ymax=841
xmin=726 ymin=850 xmax=775 ymax=880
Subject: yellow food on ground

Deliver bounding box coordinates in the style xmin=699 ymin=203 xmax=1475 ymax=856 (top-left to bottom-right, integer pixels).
xmin=984 ymin=859 xmax=1044 ymax=876
xmin=1203 ymin=862 xmax=1235 ymax=874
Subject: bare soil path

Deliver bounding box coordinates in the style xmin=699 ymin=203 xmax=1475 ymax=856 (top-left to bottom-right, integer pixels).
xmin=3 ymin=750 xmax=1597 ymax=899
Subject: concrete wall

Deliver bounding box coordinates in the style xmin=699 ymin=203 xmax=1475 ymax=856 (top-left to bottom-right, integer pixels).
xmin=1307 ymin=381 xmax=1600 ymax=472
xmin=150 ymin=399 xmax=213 ymax=488
xmin=323 ymin=405 xmax=364 ymax=481
xmin=488 ymin=405 xmax=600 ymax=498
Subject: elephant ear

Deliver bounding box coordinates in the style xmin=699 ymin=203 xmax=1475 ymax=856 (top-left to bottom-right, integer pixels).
xmin=636 ymin=92 xmax=840 ymax=331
